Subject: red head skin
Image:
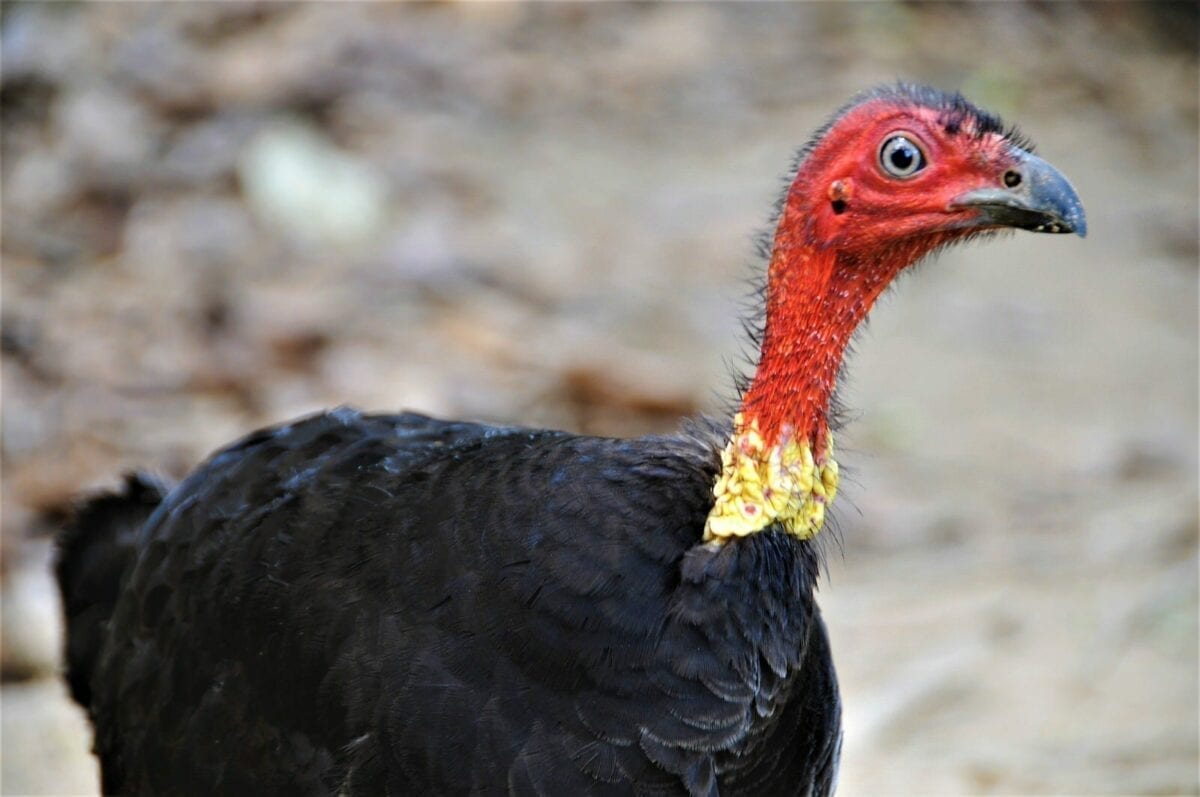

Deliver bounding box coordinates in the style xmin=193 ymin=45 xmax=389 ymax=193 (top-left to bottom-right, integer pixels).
xmin=740 ymin=98 xmax=1025 ymax=451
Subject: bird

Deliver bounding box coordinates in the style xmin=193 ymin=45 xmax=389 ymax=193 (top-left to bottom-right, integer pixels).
xmin=57 ymin=84 xmax=1085 ymax=796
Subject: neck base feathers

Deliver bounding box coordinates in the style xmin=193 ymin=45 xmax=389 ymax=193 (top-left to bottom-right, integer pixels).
xmin=703 ymin=413 xmax=839 ymax=543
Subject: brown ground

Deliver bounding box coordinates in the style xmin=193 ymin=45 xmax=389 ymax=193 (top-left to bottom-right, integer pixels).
xmin=2 ymin=3 xmax=1197 ymax=795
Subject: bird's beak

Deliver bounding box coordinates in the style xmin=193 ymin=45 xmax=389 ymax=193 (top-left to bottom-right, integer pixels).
xmin=949 ymin=150 xmax=1087 ymax=238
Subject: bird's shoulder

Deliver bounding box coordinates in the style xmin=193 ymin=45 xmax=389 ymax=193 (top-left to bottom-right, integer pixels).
xmin=156 ymin=406 xmax=721 ymax=514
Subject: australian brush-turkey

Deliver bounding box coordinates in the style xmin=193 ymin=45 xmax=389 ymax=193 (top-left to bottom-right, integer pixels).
xmin=57 ymin=85 xmax=1085 ymax=796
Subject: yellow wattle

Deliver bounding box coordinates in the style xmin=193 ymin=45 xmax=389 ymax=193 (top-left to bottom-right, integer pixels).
xmin=703 ymin=413 xmax=839 ymax=543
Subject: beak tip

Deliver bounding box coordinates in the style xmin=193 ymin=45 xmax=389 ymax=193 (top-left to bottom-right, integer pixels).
xmin=1024 ymin=151 xmax=1087 ymax=239
xmin=1066 ymin=204 xmax=1087 ymax=238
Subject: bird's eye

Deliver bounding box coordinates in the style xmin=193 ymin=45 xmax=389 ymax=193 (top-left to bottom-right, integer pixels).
xmin=879 ymin=135 xmax=926 ymax=179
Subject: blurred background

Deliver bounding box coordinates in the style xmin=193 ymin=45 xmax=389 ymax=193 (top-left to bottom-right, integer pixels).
xmin=1 ymin=2 xmax=1196 ymax=794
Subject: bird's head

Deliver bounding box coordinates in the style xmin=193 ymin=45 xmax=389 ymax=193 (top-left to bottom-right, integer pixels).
xmin=704 ymin=85 xmax=1086 ymax=544
xmin=781 ymin=84 xmax=1086 ymax=256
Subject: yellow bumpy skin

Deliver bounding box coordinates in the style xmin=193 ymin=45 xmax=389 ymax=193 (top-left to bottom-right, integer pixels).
xmin=703 ymin=414 xmax=839 ymax=542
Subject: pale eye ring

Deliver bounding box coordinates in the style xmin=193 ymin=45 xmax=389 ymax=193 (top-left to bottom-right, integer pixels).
xmin=879 ymin=135 xmax=926 ymax=178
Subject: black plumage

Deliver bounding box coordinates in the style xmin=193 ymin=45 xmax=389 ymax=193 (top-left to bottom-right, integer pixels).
xmin=61 ymin=410 xmax=840 ymax=795
xmin=57 ymin=84 xmax=1085 ymax=796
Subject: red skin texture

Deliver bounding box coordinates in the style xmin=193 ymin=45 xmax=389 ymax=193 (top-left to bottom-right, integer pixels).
xmin=741 ymin=99 xmax=1022 ymax=452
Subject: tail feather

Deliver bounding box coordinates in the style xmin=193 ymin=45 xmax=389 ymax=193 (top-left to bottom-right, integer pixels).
xmin=56 ymin=472 xmax=169 ymax=709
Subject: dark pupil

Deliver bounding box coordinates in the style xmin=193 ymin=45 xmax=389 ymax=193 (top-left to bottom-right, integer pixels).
xmin=890 ymin=143 xmax=915 ymax=170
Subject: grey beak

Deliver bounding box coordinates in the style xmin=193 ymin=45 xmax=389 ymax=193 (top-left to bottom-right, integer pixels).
xmin=950 ymin=150 xmax=1087 ymax=238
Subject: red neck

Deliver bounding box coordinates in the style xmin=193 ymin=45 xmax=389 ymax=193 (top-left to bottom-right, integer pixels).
xmin=739 ymin=207 xmax=938 ymax=449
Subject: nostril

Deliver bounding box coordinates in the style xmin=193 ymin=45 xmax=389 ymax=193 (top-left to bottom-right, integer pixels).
xmin=1003 ymin=169 xmax=1022 ymax=188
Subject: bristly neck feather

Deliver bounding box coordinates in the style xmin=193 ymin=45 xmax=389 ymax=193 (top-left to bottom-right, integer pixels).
xmin=743 ymin=220 xmax=920 ymax=448
xmin=704 ymin=185 xmax=944 ymax=544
